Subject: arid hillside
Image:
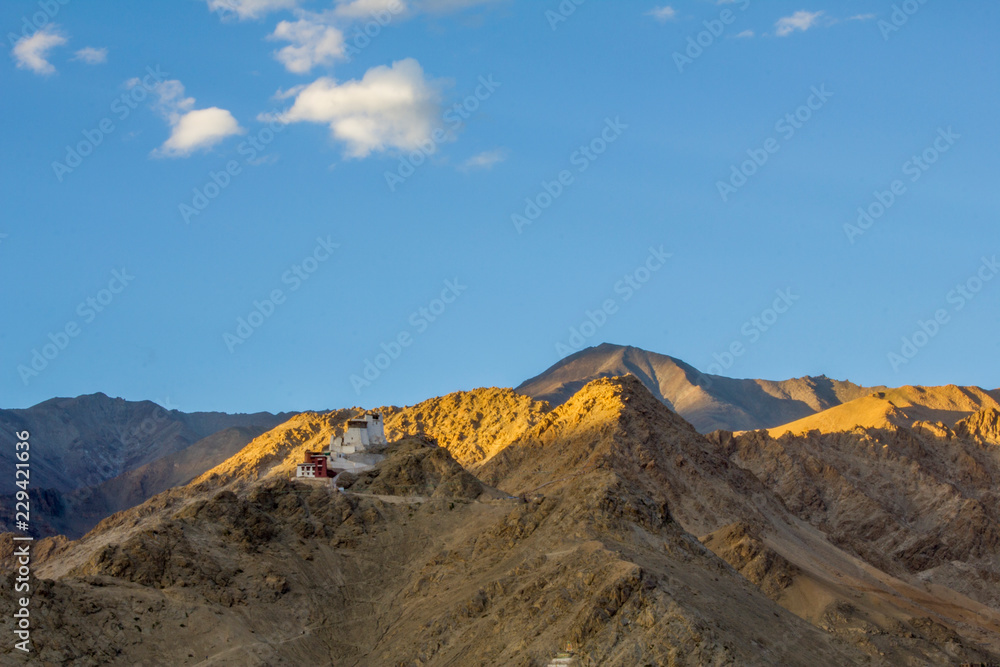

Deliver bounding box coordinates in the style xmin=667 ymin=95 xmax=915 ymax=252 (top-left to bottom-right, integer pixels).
xmin=722 ymin=406 xmax=1000 ymax=611
xmin=0 ymin=425 xmax=270 ymax=539
xmin=382 ymin=387 xmax=550 ymax=467
xmin=766 ymin=384 xmax=1000 ymax=436
xmin=484 ymin=377 xmax=1000 ymax=663
xmin=192 ymin=388 xmax=550 ymax=484
xmin=0 ymin=433 xmax=866 ymax=666
xmin=0 ymin=346 xmax=897 ymax=539
xmin=3 ymin=377 xmax=999 ymax=665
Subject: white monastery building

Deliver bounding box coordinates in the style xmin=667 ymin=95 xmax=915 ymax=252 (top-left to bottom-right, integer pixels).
xmin=296 ymin=411 xmax=387 ymax=480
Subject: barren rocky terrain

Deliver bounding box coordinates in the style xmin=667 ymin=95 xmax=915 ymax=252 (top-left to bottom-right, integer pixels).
xmin=2 ymin=374 xmax=999 ymax=665
xmin=0 ymin=347 xmax=889 ymax=538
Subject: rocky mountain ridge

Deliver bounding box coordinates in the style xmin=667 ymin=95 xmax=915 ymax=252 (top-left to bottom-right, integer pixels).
xmin=5 ymin=376 xmax=999 ymax=664
xmin=516 ymin=343 xmax=882 ymax=432
xmin=0 ymin=393 xmax=291 ymax=537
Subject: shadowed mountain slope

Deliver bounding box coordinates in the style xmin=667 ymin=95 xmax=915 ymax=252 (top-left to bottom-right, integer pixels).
xmin=0 ymin=393 xmax=291 ymax=495
xmin=0 ymin=425 xmax=270 ymax=539
xmin=715 ymin=422 xmax=1000 ymax=615
xmin=0 ymin=394 xmax=291 ymax=538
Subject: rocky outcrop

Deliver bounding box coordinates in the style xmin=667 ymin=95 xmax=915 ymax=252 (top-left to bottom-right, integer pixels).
xmin=338 ymin=436 xmax=488 ymax=499
xmin=955 ymin=407 xmax=1000 ymax=444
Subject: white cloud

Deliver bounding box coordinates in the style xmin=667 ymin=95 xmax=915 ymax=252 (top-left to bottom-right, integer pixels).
xmin=145 ymin=79 xmax=194 ymax=116
xmin=735 ymin=29 xmax=754 ymax=38
xmin=269 ymin=17 xmax=346 ymax=73
xmin=158 ymin=108 xmax=244 ymax=157
xmin=775 ymin=10 xmax=824 ymax=37
xmin=646 ymin=6 xmax=677 ymax=22
xmin=461 ymin=148 xmax=505 ymax=171
xmin=334 ymin=0 xmax=407 ymax=18
xmin=271 ymin=58 xmax=441 ymax=158
xmin=273 ymin=83 xmax=308 ymax=100
xmin=73 ymin=47 xmax=108 ymax=64
xmin=12 ymin=26 xmax=67 ymax=75
xmin=146 ymin=79 xmax=244 ymax=157
xmin=206 ymin=0 xmax=299 ymax=20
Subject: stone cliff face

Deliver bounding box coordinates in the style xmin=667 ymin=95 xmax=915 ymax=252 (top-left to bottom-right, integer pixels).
xmin=955 ymin=407 xmax=1000 ymax=444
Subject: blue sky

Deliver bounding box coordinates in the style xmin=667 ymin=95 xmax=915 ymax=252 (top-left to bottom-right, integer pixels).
xmin=2 ymin=0 xmax=998 ymax=413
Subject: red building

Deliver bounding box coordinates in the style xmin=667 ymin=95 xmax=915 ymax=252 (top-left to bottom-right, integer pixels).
xmin=296 ymin=450 xmax=331 ymax=478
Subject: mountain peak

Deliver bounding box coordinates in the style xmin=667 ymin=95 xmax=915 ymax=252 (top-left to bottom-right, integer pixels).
xmin=516 ymin=343 xmax=876 ymax=432
xmin=565 ymin=372 xmax=659 ymax=406
xmin=478 ymin=375 xmax=760 ymax=534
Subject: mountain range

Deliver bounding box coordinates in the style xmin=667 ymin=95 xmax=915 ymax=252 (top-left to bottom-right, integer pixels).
xmin=0 ymin=393 xmax=292 ymax=537
xmin=2 ymin=344 xmax=998 ymax=665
